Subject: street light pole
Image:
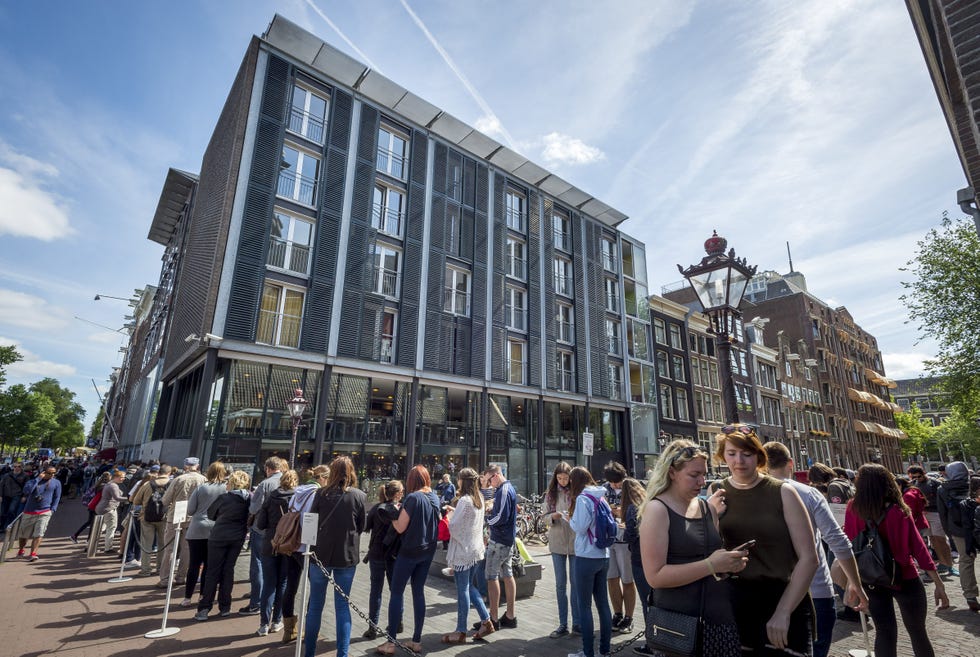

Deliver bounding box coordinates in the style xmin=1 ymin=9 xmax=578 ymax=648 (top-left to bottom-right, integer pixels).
xmin=679 ymin=231 xmax=757 ymax=424
xmin=286 ymin=388 xmax=309 ymax=470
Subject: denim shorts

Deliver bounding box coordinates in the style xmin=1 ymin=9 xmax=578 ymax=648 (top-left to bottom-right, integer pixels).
xmin=485 ymin=540 xmax=513 ymax=580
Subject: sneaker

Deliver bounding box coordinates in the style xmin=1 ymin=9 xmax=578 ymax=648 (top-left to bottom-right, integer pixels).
xmin=124 ymin=559 xmax=141 ymax=569
xmin=270 ymin=621 xmax=284 ymax=633
xmin=194 ymin=610 xmax=209 ymax=622
xmin=16 ymin=549 xmax=25 ymax=558
xmin=571 ymin=625 xmax=582 ymax=635
xmin=28 ymin=553 xmax=39 ymax=562
xmin=219 ymin=609 xmax=232 ymax=617
xmin=499 ymin=614 xmax=518 ymax=629
xmin=68 ymin=535 xmax=78 ymax=544
xmin=549 ymin=626 xmax=569 ymax=639
xmin=256 ymin=624 xmax=269 ymax=636
xmin=611 ymin=612 xmax=624 ymax=629
xmin=968 ymin=598 xmax=980 ymax=612
xmin=180 ymin=598 xmax=194 ymax=607
xmin=103 ymin=548 xmax=118 ymax=555
xmin=363 ymin=627 xmax=380 ymax=639
xmin=633 ymin=646 xmax=656 ymax=656
xmin=618 ymin=616 xmax=633 ymax=633
xmin=239 ymin=605 xmax=261 ymax=615
xmin=568 ymin=652 xmax=588 ymax=657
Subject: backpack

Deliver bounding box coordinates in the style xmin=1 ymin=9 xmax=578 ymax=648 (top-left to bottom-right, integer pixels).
xmin=853 ymin=510 xmax=898 ymax=588
xmin=271 ymin=511 xmax=303 ymax=556
xmin=582 ymin=492 xmax=618 ymax=549
xmin=143 ymin=481 xmax=168 ymax=523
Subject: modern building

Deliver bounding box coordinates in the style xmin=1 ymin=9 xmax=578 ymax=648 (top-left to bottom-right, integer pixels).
xmin=122 ymin=15 xmax=652 ymax=493
xmin=893 ymin=376 xmax=952 ymax=426
xmin=648 ymin=295 xmax=696 ymax=471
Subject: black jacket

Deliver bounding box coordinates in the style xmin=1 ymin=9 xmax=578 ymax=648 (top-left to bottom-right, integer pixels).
xmin=937 ymin=463 xmax=971 ymax=538
xmin=207 ymin=490 xmax=250 ymax=543
xmin=365 ymin=501 xmax=401 ymax=561
xmin=255 ymin=488 xmax=295 ymax=557
xmin=309 ymin=487 xmax=366 ymax=568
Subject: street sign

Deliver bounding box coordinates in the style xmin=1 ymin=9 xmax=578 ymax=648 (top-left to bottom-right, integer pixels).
xmin=582 ymin=432 xmax=594 ymax=456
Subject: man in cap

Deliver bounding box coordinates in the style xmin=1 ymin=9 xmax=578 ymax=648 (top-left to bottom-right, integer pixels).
xmin=157 ymin=457 xmax=206 ymax=588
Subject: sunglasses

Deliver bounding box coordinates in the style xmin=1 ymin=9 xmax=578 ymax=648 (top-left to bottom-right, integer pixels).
xmin=721 ymin=424 xmax=756 ymax=436
xmin=670 ymin=446 xmax=699 ymax=464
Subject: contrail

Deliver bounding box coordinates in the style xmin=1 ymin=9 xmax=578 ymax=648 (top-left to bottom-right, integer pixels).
xmin=397 ymin=0 xmax=515 ymax=149
xmin=303 ymin=0 xmax=382 ymax=72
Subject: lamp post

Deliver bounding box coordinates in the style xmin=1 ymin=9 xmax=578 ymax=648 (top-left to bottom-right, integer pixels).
xmin=872 ymin=446 xmax=882 ymax=463
xmin=679 ymin=231 xmax=757 ymax=423
xmin=799 ymin=443 xmax=808 ymax=467
xmin=286 ymin=388 xmax=309 ymax=469
xmin=658 ymin=430 xmax=669 ymax=452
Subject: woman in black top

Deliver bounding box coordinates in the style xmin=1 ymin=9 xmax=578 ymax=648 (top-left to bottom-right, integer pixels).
xmin=194 ymin=469 xmax=251 ymax=621
xmin=363 ymin=479 xmax=403 ymax=639
xmin=639 ymin=440 xmax=747 ymax=657
xmin=303 ymin=457 xmax=366 ymax=657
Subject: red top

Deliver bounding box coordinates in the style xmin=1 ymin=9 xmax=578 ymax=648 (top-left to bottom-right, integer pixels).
xmin=438 ymin=516 xmax=451 ymax=541
xmin=844 ymin=501 xmax=935 ymax=581
xmin=902 ymin=487 xmax=928 ymax=531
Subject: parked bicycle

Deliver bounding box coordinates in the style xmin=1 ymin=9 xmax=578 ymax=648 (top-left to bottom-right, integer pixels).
xmin=516 ymin=494 xmax=549 ymax=544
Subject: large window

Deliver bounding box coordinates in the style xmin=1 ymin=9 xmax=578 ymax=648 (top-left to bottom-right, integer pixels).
xmin=506 ymin=237 xmax=526 ymax=280
xmin=506 ymin=190 xmax=526 ymax=232
xmin=654 ymin=318 xmax=666 ymax=344
xmin=671 ymin=355 xmax=686 ymax=382
xmin=553 ymin=211 xmax=571 ymax=251
xmin=669 ymin=324 xmax=683 ymax=349
xmin=604 ymin=277 xmax=619 ymax=312
xmin=608 ymin=364 xmax=624 ymax=400
xmin=660 ymin=384 xmax=674 ymax=419
xmin=379 ymin=310 xmax=396 ymax=364
xmin=372 ymin=244 xmax=401 ymax=298
xmin=676 ymin=389 xmax=689 ymax=421
xmin=606 ymin=318 xmax=621 ymax=355
xmin=505 ymin=287 xmax=527 ymax=332
xmin=278 ymin=145 xmax=320 ymax=206
xmin=372 ymin=184 xmax=404 ymax=236
xmin=268 ymin=210 xmax=313 ymax=276
xmin=554 ymin=257 xmax=573 ymax=297
xmin=444 ymin=266 xmax=471 ymax=316
xmin=257 ymin=282 xmax=304 ymax=348
xmin=557 ymin=303 xmax=574 ymax=344
xmin=557 ymin=351 xmax=574 ymax=391
xmin=656 ymin=350 xmax=669 ymax=378
xmin=377 ymin=125 xmax=408 ymax=179
xmin=601 ymin=238 xmax=617 ymax=271
xmin=507 ymin=339 xmax=525 ymax=385
xmin=287 ymin=84 xmax=329 ymax=144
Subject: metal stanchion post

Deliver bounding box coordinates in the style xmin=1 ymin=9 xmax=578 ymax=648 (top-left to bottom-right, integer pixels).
xmin=108 ymin=510 xmax=134 ymax=583
xmin=146 ymin=500 xmax=187 ymax=639
xmin=294 ymin=511 xmax=319 ymax=657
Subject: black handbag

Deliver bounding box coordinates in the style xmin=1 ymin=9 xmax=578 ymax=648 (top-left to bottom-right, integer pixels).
xmin=645 ymin=499 xmax=708 ymax=657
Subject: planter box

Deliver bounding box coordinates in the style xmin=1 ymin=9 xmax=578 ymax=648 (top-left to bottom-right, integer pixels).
xmin=429 ymin=548 xmax=542 ymax=599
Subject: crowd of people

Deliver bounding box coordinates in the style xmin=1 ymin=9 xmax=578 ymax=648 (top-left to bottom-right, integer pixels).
xmin=1 ymin=427 xmax=979 ymax=657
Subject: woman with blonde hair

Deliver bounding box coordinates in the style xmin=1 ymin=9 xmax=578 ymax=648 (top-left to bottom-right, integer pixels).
xmin=255 ymin=469 xmax=299 ymax=636
xmin=181 ymin=461 xmax=228 ymax=606
xmin=194 ymin=469 xmax=251 ymax=621
xmin=713 ymin=424 xmax=817 ymax=655
xmin=303 ymin=457 xmax=366 ymax=657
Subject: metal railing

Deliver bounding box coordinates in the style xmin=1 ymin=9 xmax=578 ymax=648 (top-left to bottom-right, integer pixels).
xmin=379 ymin=336 xmax=394 ymax=363
xmin=507 ymin=255 xmax=526 ymax=279
xmin=554 ymin=230 xmax=571 ymax=251
xmin=371 ymin=202 xmax=403 ymax=236
xmin=376 ymin=147 xmax=406 ymax=179
xmin=602 ymin=252 xmax=619 ymax=271
xmin=267 ymin=237 xmax=310 ymax=275
xmin=277 ymin=169 xmax=317 ymax=205
xmin=257 ymin=310 xmax=301 ymax=348
xmin=506 ymin=208 xmax=525 ymax=232
xmin=444 ymin=288 xmax=470 ymax=316
xmin=373 ymin=268 xmax=399 ymax=298
xmin=554 ymin=275 xmax=572 ymax=297
xmin=288 ymin=106 xmax=325 ymax=143
xmin=506 ymin=307 xmax=527 ymax=332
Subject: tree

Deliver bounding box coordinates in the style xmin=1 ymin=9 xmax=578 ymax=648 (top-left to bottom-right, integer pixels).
xmin=894 ymin=403 xmax=936 ymax=460
xmin=28 ymin=378 xmax=85 ymax=451
xmin=934 ymin=407 xmax=980 ymax=466
xmin=900 ymin=214 xmax=980 ymax=418
xmin=0 ymin=345 xmax=21 ymax=389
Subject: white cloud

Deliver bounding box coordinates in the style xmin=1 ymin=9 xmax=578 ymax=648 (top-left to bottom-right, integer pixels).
xmin=0 ymin=336 xmax=77 ymax=380
xmin=540 ymin=132 xmax=606 ymax=167
xmin=0 ymin=142 xmax=72 ymax=240
xmin=0 ymin=289 xmax=70 ymax=330
xmin=881 ymin=352 xmax=931 ymax=380
xmin=475 ymin=115 xmax=508 ymax=142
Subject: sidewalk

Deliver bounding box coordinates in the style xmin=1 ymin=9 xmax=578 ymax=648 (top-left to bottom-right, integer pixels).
xmin=1 ymin=497 xmax=978 ymax=657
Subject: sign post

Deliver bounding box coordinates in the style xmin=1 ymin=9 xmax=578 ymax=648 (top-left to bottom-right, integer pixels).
xmin=145 ymin=500 xmax=187 ymax=639
xmin=294 ymin=512 xmax=318 ymax=657
xmin=107 ymin=509 xmax=135 ymax=583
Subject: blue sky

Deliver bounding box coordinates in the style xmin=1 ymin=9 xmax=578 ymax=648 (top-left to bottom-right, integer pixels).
xmin=0 ymin=0 xmax=965 ymax=428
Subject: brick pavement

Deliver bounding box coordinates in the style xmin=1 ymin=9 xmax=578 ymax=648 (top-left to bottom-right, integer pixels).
xmin=0 ymin=497 xmax=978 ymax=657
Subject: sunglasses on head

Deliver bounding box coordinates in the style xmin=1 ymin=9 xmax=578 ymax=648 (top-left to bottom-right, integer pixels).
xmin=670 ymin=446 xmax=699 ymax=465
xmin=721 ymin=424 xmax=756 ymax=436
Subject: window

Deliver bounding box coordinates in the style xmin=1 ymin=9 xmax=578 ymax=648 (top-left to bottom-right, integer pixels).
xmin=268 ymin=211 xmax=313 ymax=276
xmin=505 ymin=287 xmax=527 ymax=332
xmin=785 ymin=361 xmax=792 ymax=377
xmin=690 ymin=357 xmax=701 ymax=386
xmin=379 ymin=310 xmax=396 ymax=364
xmin=446 ymin=207 xmax=460 ymax=255
xmin=257 ymin=282 xmax=304 ymax=348
xmin=676 ymin=389 xmax=689 ymax=421
xmin=604 ymin=277 xmax=619 ymax=311
xmin=660 ymin=384 xmax=674 ymax=419
xmin=601 ymin=238 xmax=617 ymax=271
xmin=654 ymin=318 xmax=666 ymax=344
xmin=377 ymin=125 xmax=408 ymax=179
xmin=506 ymin=237 xmax=526 ymax=280
xmin=608 ymin=364 xmax=624 ymax=400
xmin=444 ymin=266 xmax=471 ymax=316
xmin=278 ymin=145 xmax=320 ymax=206
xmin=449 ymin=164 xmax=462 ymax=201
xmin=628 ymin=319 xmax=649 ymax=360
xmin=372 ymin=184 xmax=404 ymax=236
xmin=671 ymin=355 xmax=686 ymax=382
xmin=287 ymin=84 xmax=329 ymax=144
xmin=557 ymin=351 xmax=574 ymax=391
xmin=506 ymin=190 xmax=526 ymax=232
xmin=656 ymin=350 xmax=669 ymax=378
xmin=668 ymin=324 xmax=682 ymax=349
xmin=557 ymin=303 xmax=574 ymax=344
xmin=553 ymin=211 xmax=571 ymax=250
xmin=606 ymin=319 xmax=621 ymax=355
xmin=554 ymin=257 xmax=573 ymax=296
xmin=507 ymin=339 xmax=525 ymax=385
xmin=372 ymin=244 xmax=401 ymax=298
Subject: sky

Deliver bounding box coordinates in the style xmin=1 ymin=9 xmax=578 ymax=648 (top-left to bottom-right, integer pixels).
xmin=0 ymin=0 xmax=967 ymax=429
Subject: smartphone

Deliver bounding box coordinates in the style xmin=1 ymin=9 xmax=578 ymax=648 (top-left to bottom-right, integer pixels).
xmin=734 ymin=539 xmax=757 ymax=551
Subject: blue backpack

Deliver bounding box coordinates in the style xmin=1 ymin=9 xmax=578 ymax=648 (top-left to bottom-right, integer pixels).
xmin=583 ymin=493 xmax=618 ymax=549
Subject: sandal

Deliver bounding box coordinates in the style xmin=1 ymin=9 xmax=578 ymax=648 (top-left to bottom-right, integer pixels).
xmin=472 ymin=618 xmax=496 ymax=640
xmin=407 ymin=641 xmax=423 ymax=653
xmin=375 ymin=642 xmax=395 ymax=655
xmin=441 ymin=632 xmax=467 ymax=644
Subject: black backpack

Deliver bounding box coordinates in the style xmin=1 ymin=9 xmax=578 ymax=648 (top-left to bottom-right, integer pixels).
xmin=853 ymin=509 xmax=898 ymax=588
xmin=143 ymin=481 xmax=168 ymax=523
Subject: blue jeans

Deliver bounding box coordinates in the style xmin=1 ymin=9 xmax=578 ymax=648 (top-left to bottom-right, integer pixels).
xmin=368 ymin=558 xmax=394 ymax=624
xmin=304 ymin=563 xmax=356 ymax=657
xmin=260 ymin=552 xmax=288 ymax=625
xmin=631 ymin=561 xmax=650 ymax=629
xmin=812 ymin=596 xmax=836 ymax=657
xmin=573 ymin=555 xmax=612 ymax=657
xmin=454 ymin=566 xmax=490 ymax=632
xmin=247 ymin=528 xmax=263 ymax=608
xmin=388 ymin=551 xmax=435 ymax=642
xmin=471 ymin=558 xmax=488 ymax=597
xmin=552 ymin=552 xmax=580 ymax=629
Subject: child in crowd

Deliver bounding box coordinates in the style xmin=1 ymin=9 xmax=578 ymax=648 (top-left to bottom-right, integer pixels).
xmin=438 ymin=506 xmax=451 ymax=550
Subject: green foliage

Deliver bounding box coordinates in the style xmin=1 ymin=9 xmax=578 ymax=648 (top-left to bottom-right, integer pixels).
xmin=894 ymin=404 xmax=936 ymax=459
xmin=88 ymin=406 xmax=105 ymax=444
xmin=28 ymin=378 xmax=86 ymax=451
xmin=900 ymin=214 xmax=980 ymax=418
xmin=934 ymin=406 xmax=980 ymax=462
xmin=0 ymin=345 xmax=21 ymax=389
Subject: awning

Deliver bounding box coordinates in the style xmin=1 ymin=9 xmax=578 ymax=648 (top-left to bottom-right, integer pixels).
xmin=852 ymin=419 xmax=876 ymax=433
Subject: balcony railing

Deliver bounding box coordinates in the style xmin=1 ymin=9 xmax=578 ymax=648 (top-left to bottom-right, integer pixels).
xmin=602 ymin=252 xmax=618 ymax=272
xmin=558 ymin=322 xmax=574 ymax=343
xmin=444 ymin=288 xmax=470 ymax=316
xmin=507 ymin=307 xmax=527 ymax=332
xmin=609 ymin=382 xmax=623 ymax=400
xmin=277 ymin=169 xmax=317 ymax=206
xmin=377 ymin=147 xmax=406 ymax=179
xmin=555 ymin=275 xmax=571 ymax=296
xmin=506 ymin=208 xmax=525 ymax=232
xmin=379 ymin=335 xmax=394 ymax=363
xmin=507 ymin=255 xmax=526 ymax=279
xmin=558 ymin=371 xmax=574 ymax=392
xmin=257 ymin=310 xmax=300 ymax=348
xmin=373 ymin=268 xmax=399 ymax=297
xmin=288 ymin=106 xmax=325 ymax=144
xmin=554 ymin=230 xmax=571 ymax=251
xmin=606 ymin=292 xmax=620 ymax=312
xmin=372 ymin=202 xmax=403 ymax=236
xmin=267 ymin=237 xmax=310 ymax=276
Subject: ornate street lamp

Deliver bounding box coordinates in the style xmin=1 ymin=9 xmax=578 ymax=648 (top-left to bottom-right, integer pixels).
xmin=799 ymin=443 xmax=808 ymax=465
xmin=679 ymin=231 xmax=757 ymax=423
xmin=657 ymin=430 xmax=669 ymax=452
xmin=286 ymin=388 xmax=309 ymax=469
